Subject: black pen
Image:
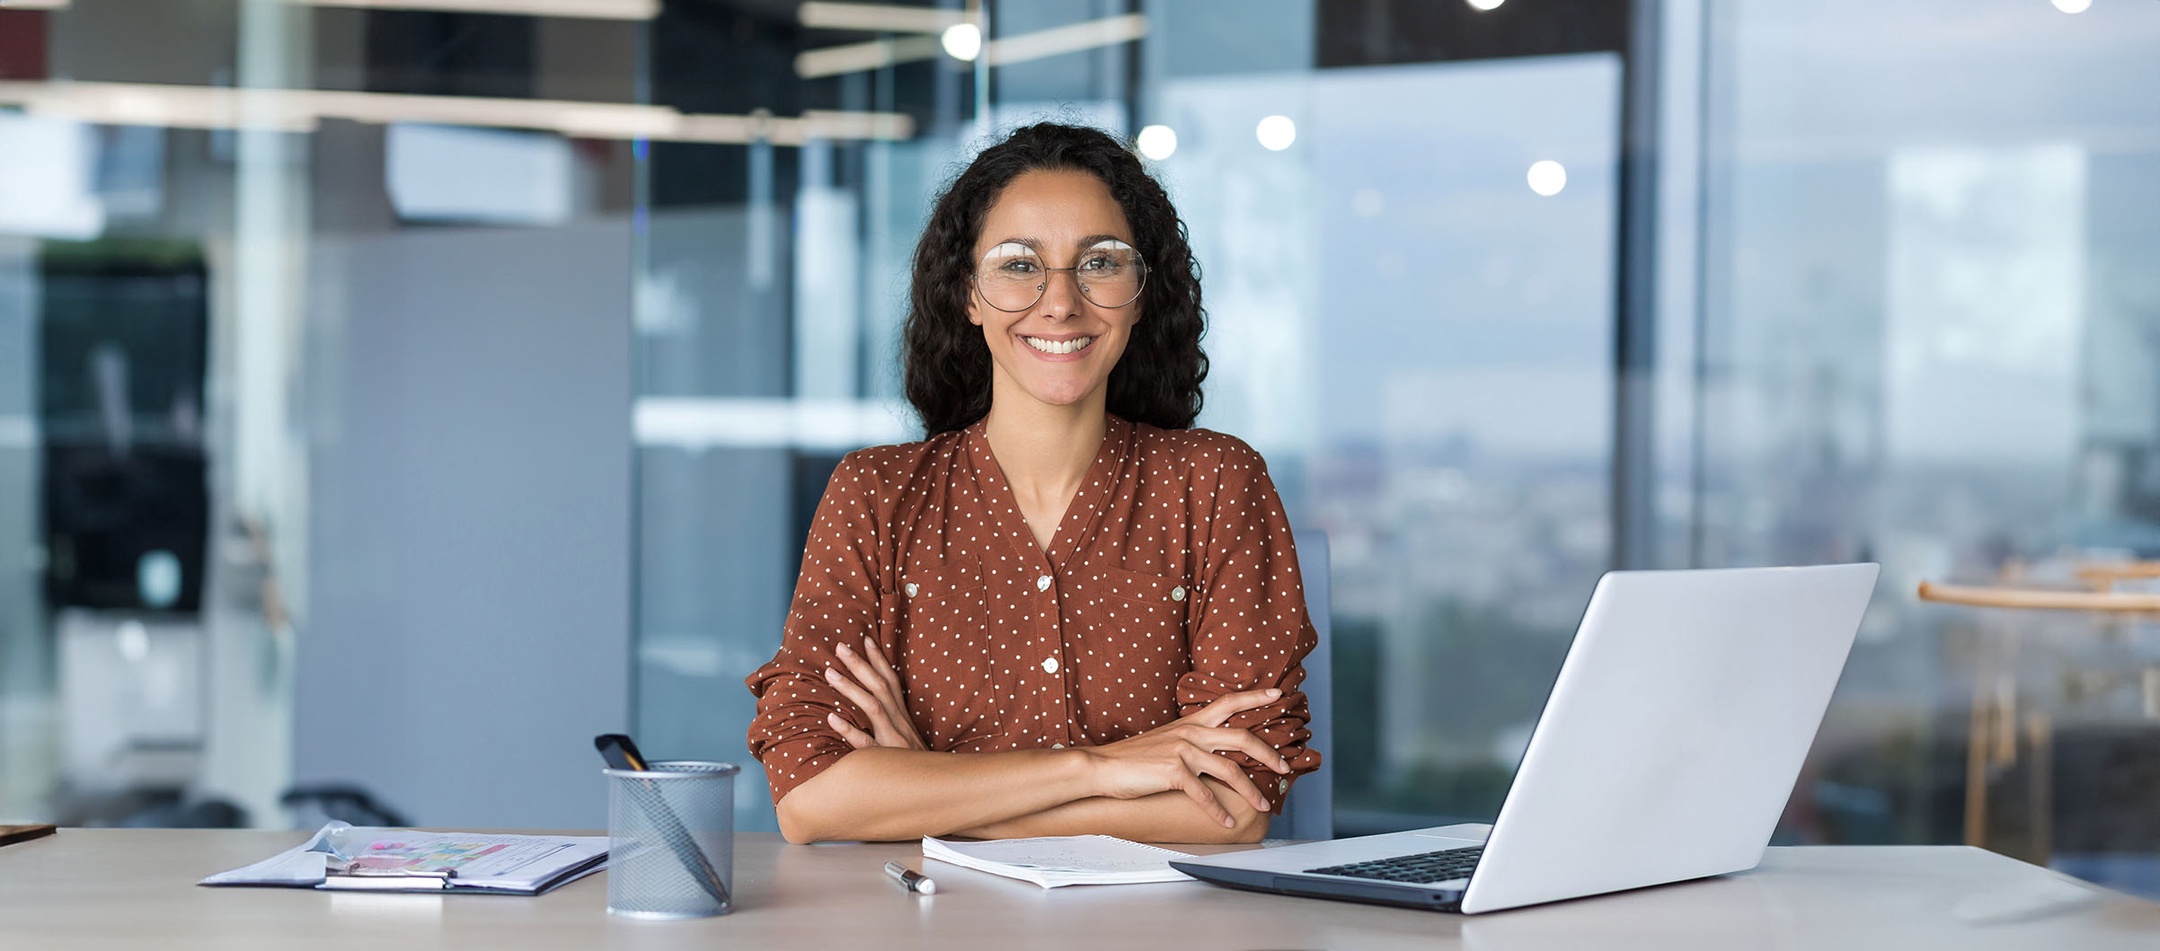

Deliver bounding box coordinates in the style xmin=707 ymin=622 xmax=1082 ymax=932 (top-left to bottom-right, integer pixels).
xmin=884 ymin=861 xmax=937 ymax=895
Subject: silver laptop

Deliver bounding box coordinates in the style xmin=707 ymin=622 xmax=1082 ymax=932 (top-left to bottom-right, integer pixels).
xmin=1172 ymin=563 xmax=1880 ymax=914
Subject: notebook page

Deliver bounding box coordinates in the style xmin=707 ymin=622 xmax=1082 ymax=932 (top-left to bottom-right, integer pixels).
xmin=922 ymin=835 xmax=1196 ymax=888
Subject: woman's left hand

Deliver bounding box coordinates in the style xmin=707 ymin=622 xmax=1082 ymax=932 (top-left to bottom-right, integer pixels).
xmin=824 ymin=636 xmax=929 ymax=751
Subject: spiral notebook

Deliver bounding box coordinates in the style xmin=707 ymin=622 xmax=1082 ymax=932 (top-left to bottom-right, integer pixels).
xmin=921 ymin=835 xmax=1196 ymax=888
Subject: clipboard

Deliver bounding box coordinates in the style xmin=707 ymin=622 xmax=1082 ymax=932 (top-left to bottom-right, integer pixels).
xmin=201 ymin=822 xmax=608 ymax=895
xmin=321 ymin=865 xmax=459 ymax=892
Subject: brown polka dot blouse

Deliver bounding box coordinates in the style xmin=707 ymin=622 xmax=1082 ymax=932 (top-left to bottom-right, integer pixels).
xmin=744 ymin=415 xmax=1322 ymax=813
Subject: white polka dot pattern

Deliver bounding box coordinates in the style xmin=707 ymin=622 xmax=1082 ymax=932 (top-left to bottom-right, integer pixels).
xmin=743 ymin=415 xmax=1321 ymax=813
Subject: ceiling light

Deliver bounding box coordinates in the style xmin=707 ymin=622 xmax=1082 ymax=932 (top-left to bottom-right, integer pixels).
xmin=0 ymin=0 xmax=73 ymax=9
xmin=2051 ymin=0 xmax=2091 ymax=12
xmin=0 ymin=80 xmax=914 ymax=146
xmin=800 ymin=1 xmax=967 ymax=34
xmin=288 ymin=0 xmax=659 ymax=19
xmin=1466 ymin=0 xmax=1506 ymax=10
xmin=1135 ymin=124 xmax=1176 ymax=161
xmin=1255 ymin=115 xmax=1295 ymax=151
xmin=795 ymin=35 xmax=942 ymax=79
xmin=941 ymin=22 xmax=983 ymax=61
xmin=984 ymin=13 xmax=1145 ymax=66
xmin=797 ymin=12 xmax=1149 ymax=78
xmin=1527 ymin=159 xmax=1567 ymax=197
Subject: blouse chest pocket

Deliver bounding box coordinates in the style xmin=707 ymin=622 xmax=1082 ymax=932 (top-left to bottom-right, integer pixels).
xmin=1079 ymin=563 xmax=1189 ymax=642
xmin=886 ymin=559 xmax=998 ymax=748
xmin=893 ymin=560 xmax=989 ymax=643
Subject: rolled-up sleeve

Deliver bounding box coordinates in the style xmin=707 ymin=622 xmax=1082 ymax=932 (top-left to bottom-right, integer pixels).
xmin=744 ymin=454 xmax=886 ymax=804
xmin=1175 ymin=442 xmax=1322 ymax=814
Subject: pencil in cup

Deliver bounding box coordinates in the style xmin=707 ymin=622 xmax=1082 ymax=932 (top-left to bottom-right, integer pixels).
xmin=603 ymin=761 xmax=739 ymax=918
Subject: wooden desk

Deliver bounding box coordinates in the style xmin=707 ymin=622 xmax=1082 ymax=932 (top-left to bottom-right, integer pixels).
xmin=3 ymin=830 xmax=2157 ymax=950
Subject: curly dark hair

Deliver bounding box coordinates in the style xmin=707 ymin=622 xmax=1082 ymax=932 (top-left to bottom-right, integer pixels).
xmin=902 ymin=122 xmax=1207 ymax=435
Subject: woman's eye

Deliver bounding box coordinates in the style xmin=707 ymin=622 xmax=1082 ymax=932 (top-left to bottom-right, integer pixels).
xmin=1079 ymin=254 xmax=1120 ymax=272
xmin=997 ymin=258 xmax=1040 ymax=274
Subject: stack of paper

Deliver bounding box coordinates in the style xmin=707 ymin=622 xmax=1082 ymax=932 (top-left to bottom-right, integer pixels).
xmin=921 ymin=835 xmax=1197 ymax=888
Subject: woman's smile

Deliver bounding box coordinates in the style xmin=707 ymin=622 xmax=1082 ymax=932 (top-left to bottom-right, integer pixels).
xmin=1020 ymin=333 xmax=1098 ymax=359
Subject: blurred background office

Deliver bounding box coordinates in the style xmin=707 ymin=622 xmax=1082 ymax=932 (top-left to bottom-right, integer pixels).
xmin=2 ymin=0 xmax=2158 ymax=897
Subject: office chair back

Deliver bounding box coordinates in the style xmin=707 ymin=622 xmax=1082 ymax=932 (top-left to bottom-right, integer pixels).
xmin=1270 ymin=530 xmax=1332 ymax=841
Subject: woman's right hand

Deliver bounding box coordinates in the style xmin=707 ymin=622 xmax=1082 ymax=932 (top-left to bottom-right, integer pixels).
xmin=1078 ymin=687 xmax=1293 ymax=828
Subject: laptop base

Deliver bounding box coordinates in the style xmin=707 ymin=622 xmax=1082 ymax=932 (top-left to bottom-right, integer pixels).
xmin=1169 ymin=861 xmax=1465 ymax=912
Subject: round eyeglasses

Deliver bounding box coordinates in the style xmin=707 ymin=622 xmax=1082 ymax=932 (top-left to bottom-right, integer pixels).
xmin=973 ymin=239 xmax=1148 ymax=313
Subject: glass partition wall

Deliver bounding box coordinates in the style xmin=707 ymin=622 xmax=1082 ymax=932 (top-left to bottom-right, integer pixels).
xmin=0 ymin=0 xmax=656 ymax=829
xmin=1693 ymin=0 xmax=2160 ymax=889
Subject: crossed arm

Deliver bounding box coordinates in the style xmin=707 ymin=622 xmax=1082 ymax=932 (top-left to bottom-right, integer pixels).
xmin=772 ymin=636 xmax=1293 ymax=845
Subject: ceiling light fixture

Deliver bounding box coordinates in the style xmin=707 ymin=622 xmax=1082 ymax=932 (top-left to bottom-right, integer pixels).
xmin=985 ymin=13 xmax=1145 ymax=66
xmin=287 ymin=0 xmax=658 ymax=19
xmin=1255 ymin=115 xmax=1295 ymax=151
xmin=798 ymin=1 xmax=968 ymax=34
xmin=795 ymin=12 xmax=1148 ymax=79
xmin=940 ymin=22 xmax=983 ymax=61
xmin=796 ymin=35 xmax=943 ymax=80
xmin=1135 ymin=124 xmax=1176 ymax=161
xmin=0 ymin=80 xmax=914 ymax=145
xmin=1527 ymin=159 xmax=1567 ymax=197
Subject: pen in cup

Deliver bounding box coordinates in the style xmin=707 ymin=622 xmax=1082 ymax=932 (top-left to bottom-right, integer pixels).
xmin=884 ymin=861 xmax=937 ymax=895
xmin=594 ymin=734 xmax=732 ymax=911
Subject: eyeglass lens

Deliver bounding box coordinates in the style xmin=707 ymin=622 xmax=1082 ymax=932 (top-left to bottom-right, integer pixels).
xmin=976 ymin=240 xmax=1146 ymax=312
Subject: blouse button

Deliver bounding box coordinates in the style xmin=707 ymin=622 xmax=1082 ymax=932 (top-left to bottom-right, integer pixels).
xmin=1041 ymin=657 xmax=1060 ymax=674
xmin=904 ymin=582 xmax=919 ymax=598
xmin=1036 ymin=574 xmax=1053 ymax=592
xmin=1052 ymin=742 xmax=1066 ymax=749
xmin=1170 ymin=585 xmax=1186 ymax=602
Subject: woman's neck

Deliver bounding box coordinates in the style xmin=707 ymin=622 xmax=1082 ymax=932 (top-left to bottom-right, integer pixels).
xmin=981 ymin=385 xmax=1108 ymax=549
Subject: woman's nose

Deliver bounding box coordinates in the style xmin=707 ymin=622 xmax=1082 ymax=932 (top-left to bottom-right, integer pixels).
xmin=1036 ymin=268 xmax=1083 ymax=319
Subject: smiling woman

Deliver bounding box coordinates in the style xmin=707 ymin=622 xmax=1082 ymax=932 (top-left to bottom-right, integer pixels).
xmin=905 ymin=123 xmax=1210 ymax=437
xmin=742 ymin=123 xmax=1322 ymax=845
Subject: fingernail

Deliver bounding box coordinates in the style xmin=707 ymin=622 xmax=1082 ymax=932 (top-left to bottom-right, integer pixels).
xmin=823 ymin=666 xmax=838 ymax=681
xmin=1266 ymin=688 xmax=1280 ymax=697
xmin=836 ymin=643 xmax=853 ymax=657
xmin=1222 ymin=816 xmax=1235 ymax=828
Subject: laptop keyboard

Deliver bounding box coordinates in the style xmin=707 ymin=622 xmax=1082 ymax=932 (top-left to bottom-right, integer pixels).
xmin=1306 ymin=846 xmax=1483 ymax=885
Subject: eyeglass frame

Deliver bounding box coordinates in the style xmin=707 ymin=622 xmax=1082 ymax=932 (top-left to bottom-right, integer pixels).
xmin=968 ymin=242 xmax=1150 ymax=313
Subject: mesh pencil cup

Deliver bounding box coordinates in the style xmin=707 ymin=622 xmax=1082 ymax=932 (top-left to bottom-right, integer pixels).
xmin=603 ymin=760 xmax=739 ymax=919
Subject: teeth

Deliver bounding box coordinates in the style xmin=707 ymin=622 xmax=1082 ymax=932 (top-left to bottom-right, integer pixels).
xmin=1024 ymin=336 xmax=1095 ymax=355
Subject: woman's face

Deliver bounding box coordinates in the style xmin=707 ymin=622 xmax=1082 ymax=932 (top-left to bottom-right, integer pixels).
xmin=967 ymin=169 xmax=1142 ymax=414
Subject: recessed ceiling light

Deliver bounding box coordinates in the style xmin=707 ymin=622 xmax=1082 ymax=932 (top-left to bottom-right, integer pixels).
xmin=941 ymin=22 xmax=983 ymax=61
xmin=1136 ymin=124 xmax=1177 ymax=161
xmin=1527 ymin=160 xmax=1567 ymax=197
